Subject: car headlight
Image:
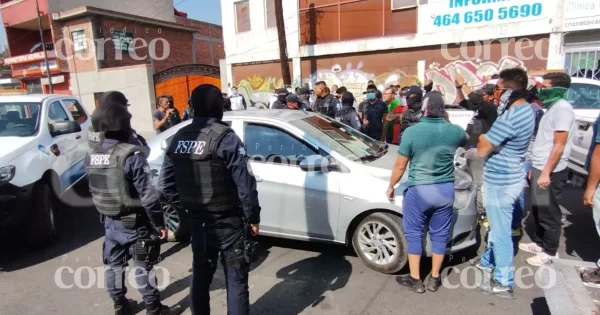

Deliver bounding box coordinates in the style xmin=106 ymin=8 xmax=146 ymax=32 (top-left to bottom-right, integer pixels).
xmin=0 ymin=165 xmax=16 ymax=183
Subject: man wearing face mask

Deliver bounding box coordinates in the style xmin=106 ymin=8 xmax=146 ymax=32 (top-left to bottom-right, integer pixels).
xmin=423 ymin=79 xmax=434 ymax=95
xmin=383 ymin=87 xmax=400 ymax=144
xmin=475 ymin=68 xmax=535 ymax=299
xmin=519 ymin=72 xmax=575 ymax=267
xmin=361 ymin=84 xmax=388 ymax=141
xmin=271 ymin=88 xmax=289 ymax=110
xmin=454 ymin=74 xmax=498 ymax=220
xmin=297 ymin=87 xmax=312 ymax=111
xmin=230 ymin=86 xmax=247 ymax=111
xmin=397 ymin=86 xmax=424 ymax=144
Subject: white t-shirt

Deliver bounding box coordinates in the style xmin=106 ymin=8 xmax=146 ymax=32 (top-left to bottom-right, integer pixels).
xmin=531 ymin=99 xmax=575 ymax=172
xmin=230 ymin=95 xmax=245 ymax=110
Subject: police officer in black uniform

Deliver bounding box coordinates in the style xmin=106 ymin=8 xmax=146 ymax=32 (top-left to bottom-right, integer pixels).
xmin=85 ymin=100 xmax=179 ymax=315
xmin=339 ymin=91 xmax=362 ymax=130
xmin=158 ymin=84 xmax=261 ymax=315
xmin=88 ymin=91 xmax=149 ymax=149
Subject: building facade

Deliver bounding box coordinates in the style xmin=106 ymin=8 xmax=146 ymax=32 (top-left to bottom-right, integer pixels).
xmin=220 ymin=0 xmax=595 ymax=107
xmin=1 ymin=0 xmax=224 ymax=137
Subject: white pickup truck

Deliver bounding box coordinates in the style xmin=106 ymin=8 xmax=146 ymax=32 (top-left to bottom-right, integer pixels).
xmin=0 ymin=94 xmax=90 ymax=246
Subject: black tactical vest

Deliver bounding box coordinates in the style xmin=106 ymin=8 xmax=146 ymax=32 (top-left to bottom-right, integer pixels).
xmin=340 ymin=106 xmax=354 ymax=125
xmin=85 ymin=143 xmax=145 ymax=217
xmin=400 ymin=108 xmax=423 ymax=134
xmin=167 ymin=121 xmax=241 ymax=214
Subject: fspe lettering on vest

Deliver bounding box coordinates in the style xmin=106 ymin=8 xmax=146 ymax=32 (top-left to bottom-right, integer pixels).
xmin=175 ymin=141 xmax=207 ymax=155
xmin=90 ymin=154 xmax=111 ymax=165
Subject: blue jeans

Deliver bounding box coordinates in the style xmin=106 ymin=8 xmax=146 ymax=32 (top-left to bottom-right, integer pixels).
xmin=513 ymin=161 xmax=533 ymax=229
xmin=480 ymin=181 xmax=524 ymax=287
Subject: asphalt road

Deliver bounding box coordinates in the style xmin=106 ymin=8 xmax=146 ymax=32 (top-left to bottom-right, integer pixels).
xmin=0 ymin=184 xmax=598 ymax=315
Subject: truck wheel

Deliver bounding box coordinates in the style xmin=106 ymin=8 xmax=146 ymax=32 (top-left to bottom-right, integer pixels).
xmin=352 ymin=213 xmax=407 ymax=274
xmin=163 ymin=202 xmax=190 ymax=242
xmin=26 ymin=183 xmax=57 ymax=247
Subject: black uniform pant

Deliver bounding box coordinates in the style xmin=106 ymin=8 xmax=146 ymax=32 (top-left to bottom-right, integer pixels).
xmin=190 ymin=227 xmax=250 ymax=315
xmin=103 ymin=217 xmax=160 ymax=305
xmin=529 ymin=168 xmax=568 ymax=256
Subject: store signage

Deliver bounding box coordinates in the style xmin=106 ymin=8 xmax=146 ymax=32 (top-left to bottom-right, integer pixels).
xmin=418 ymin=0 xmax=556 ymax=34
xmin=3 ymin=51 xmax=56 ymax=65
xmin=41 ymin=75 xmax=65 ymax=85
xmin=563 ymin=0 xmax=600 ymax=31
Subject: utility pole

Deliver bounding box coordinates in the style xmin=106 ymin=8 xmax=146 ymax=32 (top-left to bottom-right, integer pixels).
xmin=36 ymin=0 xmax=53 ymax=93
xmin=274 ymin=0 xmax=291 ymax=85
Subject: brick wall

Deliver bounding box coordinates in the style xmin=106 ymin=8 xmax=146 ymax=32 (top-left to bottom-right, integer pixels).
xmin=175 ymin=16 xmax=224 ymax=66
xmin=97 ymin=16 xmax=194 ymax=73
xmin=58 ymin=17 xmax=97 ymax=73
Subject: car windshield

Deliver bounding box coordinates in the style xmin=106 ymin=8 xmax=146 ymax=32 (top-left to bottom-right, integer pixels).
xmin=566 ymin=83 xmax=600 ymax=109
xmin=290 ymin=115 xmax=386 ymax=161
xmin=0 ymin=102 xmax=41 ymax=137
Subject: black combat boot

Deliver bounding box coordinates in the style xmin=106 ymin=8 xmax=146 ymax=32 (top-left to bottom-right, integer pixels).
xmin=145 ymin=302 xmax=181 ymax=315
xmin=113 ymin=297 xmax=133 ymax=315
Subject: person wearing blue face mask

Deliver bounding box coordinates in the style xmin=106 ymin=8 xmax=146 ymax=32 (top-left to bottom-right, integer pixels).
xmin=359 ymin=84 xmax=388 ymax=141
xmin=230 ymin=86 xmax=247 ymax=111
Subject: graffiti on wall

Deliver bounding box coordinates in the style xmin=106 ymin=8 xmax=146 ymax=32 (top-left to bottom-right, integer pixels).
xmin=235 ymin=62 xmax=420 ymax=107
xmin=305 ymin=61 xmax=419 ymax=98
xmin=425 ymin=56 xmax=526 ymax=104
xmin=236 ymin=74 xmax=285 ymax=108
xmin=235 ymin=56 xmax=530 ymax=107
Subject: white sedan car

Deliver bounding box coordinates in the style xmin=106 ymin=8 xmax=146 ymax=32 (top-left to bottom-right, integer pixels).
xmin=147 ymin=110 xmax=478 ymax=274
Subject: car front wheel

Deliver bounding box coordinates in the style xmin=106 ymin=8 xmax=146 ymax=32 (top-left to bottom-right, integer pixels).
xmin=26 ymin=183 xmax=57 ymax=247
xmin=352 ymin=212 xmax=407 ymax=274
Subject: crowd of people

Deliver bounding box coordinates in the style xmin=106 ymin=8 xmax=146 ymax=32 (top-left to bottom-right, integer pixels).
xmin=87 ymin=64 xmax=600 ymax=314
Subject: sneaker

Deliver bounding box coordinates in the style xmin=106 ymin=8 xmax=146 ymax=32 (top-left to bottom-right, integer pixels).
xmin=476 ymin=278 xmax=515 ymax=299
xmin=526 ymin=252 xmax=558 ymax=266
xmin=427 ymin=275 xmax=442 ymax=292
xmin=518 ymin=242 xmax=543 ymax=254
xmin=511 ymin=228 xmax=521 ymax=237
xmin=395 ymin=274 xmax=425 ymax=293
xmin=469 ymin=257 xmax=494 ymax=273
xmin=581 ymin=268 xmax=600 ymax=288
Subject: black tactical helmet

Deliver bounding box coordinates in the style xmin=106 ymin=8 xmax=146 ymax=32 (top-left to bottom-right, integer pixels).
xmin=191 ymin=84 xmax=224 ymax=120
xmin=93 ymin=91 xmax=129 ymax=131
xmin=91 ymin=103 xmax=132 ymax=133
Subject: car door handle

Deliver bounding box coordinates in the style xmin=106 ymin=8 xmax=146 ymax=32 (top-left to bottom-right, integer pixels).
xmin=151 ymin=169 xmax=159 ymax=177
xmin=255 ymin=176 xmax=263 ymax=182
xmin=75 ymin=135 xmax=81 ymax=139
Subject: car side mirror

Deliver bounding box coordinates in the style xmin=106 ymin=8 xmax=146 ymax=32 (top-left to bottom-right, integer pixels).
xmin=160 ymin=139 xmax=168 ymax=150
xmin=49 ymin=120 xmax=81 ymax=137
xmin=299 ymin=155 xmax=339 ymax=172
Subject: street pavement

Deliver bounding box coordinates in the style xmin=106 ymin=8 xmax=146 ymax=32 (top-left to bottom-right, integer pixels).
xmin=0 ymin=184 xmax=598 ymax=315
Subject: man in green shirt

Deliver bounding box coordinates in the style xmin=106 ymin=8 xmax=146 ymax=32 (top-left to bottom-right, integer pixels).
xmin=386 ymin=91 xmax=468 ymax=294
xmin=383 ymin=86 xmax=400 ymax=143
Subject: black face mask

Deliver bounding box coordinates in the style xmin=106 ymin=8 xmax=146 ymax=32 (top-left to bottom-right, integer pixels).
xmin=406 ymin=95 xmax=422 ymax=110
xmin=424 ymin=82 xmax=433 ymax=93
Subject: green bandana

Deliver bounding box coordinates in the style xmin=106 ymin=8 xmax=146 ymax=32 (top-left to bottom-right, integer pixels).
xmin=537 ymin=87 xmax=568 ymax=108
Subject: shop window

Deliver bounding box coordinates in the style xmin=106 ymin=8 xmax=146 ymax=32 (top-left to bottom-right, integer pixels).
xmin=265 ymin=0 xmax=276 ymax=29
xmin=235 ymin=1 xmax=251 ymax=33
xmin=112 ymin=31 xmax=135 ymax=52
xmin=71 ymin=30 xmax=88 ymax=52
xmin=565 ymin=51 xmax=600 ymax=80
